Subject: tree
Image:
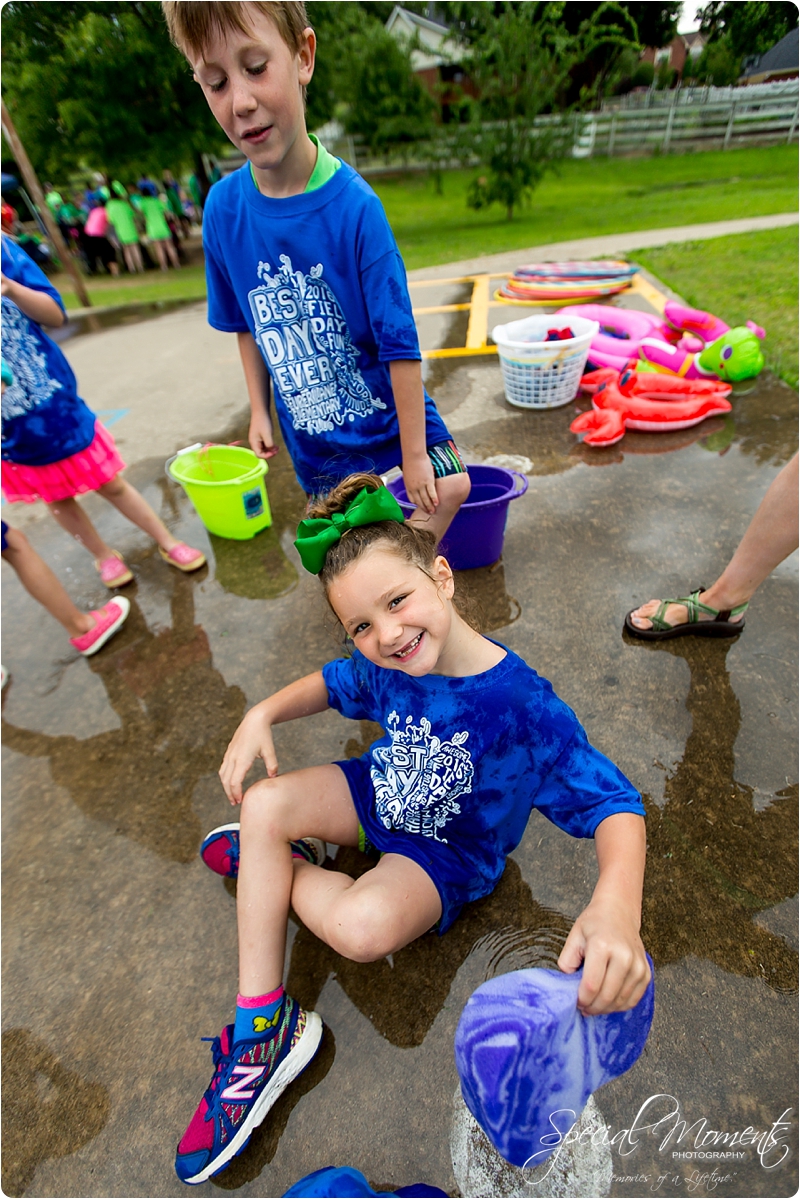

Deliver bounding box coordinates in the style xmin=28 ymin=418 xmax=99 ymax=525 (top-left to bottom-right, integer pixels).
xmin=449 ymin=1 xmax=639 ymax=220
xmin=339 ymin=23 xmax=436 ymax=159
xmin=1 ymin=2 xmax=224 ymax=182
xmin=697 ymin=1 xmax=798 ymax=61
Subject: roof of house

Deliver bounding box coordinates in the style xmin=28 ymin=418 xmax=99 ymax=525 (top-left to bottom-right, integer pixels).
xmin=385 ymin=5 xmax=461 ymax=71
xmin=742 ymin=25 xmax=799 ymax=78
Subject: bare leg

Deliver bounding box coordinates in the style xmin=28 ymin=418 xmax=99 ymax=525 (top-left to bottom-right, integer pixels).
xmin=2 ymin=526 xmax=94 ymax=637
xmin=165 ymin=239 xmax=180 ymax=269
xmin=236 ymin=765 xmax=361 ymax=995
xmin=95 ymin=474 xmax=181 ymax=552
xmin=631 ymin=453 xmax=799 ymax=630
xmin=108 ymin=260 xmax=120 ymax=277
xmin=47 ymin=496 xmax=116 ymax=561
xmin=130 ymin=242 xmax=143 ymax=272
xmin=236 ymin=764 xmax=441 ymax=996
xmin=152 ymin=240 xmax=168 ymax=271
xmin=408 ymin=470 xmax=472 ymax=544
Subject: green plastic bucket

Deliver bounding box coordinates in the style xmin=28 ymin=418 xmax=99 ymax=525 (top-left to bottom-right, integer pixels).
xmin=167 ymin=444 xmax=272 ymax=540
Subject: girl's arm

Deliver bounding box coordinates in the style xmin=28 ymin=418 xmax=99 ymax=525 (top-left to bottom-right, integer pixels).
xmin=219 ymin=670 xmax=330 ymax=804
xmin=237 ymin=331 xmax=279 ymax=460
xmin=0 ymin=274 xmax=65 ymax=328
xmin=390 ymin=359 xmax=437 ymax=516
xmin=557 ymin=811 xmax=650 ymax=1015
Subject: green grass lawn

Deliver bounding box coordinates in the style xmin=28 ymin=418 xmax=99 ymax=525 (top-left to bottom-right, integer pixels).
xmin=58 ymin=262 xmax=207 ymax=311
xmin=52 ymin=144 xmax=797 ymax=311
xmin=374 ymin=144 xmax=798 ymax=269
xmin=634 ymin=226 xmax=799 ymax=389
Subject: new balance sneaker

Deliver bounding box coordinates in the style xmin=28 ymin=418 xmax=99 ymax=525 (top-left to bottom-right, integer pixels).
xmin=200 ymin=824 xmax=326 ymax=879
xmin=175 ymin=996 xmax=323 ymax=1185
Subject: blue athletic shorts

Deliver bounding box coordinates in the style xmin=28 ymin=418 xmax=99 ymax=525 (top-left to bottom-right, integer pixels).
xmin=336 ymin=754 xmax=488 ymax=934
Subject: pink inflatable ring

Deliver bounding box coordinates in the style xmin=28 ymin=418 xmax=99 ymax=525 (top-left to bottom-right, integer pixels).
xmin=555 ymin=304 xmax=671 ymax=371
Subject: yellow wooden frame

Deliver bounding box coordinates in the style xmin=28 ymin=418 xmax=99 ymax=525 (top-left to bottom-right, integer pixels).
xmin=409 ymin=270 xmax=667 ymax=359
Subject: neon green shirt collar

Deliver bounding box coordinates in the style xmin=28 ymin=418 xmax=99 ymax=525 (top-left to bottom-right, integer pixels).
xmin=249 ymin=133 xmax=341 ymax=195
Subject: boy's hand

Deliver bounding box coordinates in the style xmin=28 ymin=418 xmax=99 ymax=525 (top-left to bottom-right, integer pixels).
xmin=402 ymin=451 xmax=438 ymax=515
xmin=558 ymin=896 xmax=650 ymax=1016
xmin=249 ymin=409 xmax=279 ymax=460
xmin=219 ymin=704 xmax=279 ymax=805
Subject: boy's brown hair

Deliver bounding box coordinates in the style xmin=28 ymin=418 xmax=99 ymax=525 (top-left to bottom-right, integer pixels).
xmin=161 ymin=2 xmax=310 ymax=61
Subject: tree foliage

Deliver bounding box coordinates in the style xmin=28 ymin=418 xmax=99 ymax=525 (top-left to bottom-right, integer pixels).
xmin=338 ymin=23 xmax=437 ymax=159
xmin=449 ymin=1 xmax=640 ymax=219
xmin=1 ymin=1 xmax=223 ymax=181
xmin=697 ymin=1 xmax=798 ymax=61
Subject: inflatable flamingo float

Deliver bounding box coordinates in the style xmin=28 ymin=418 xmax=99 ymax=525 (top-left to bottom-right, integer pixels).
xmin=561 ymin=300 xmax=765 ymax=383
xmin=571 ymin=365 xmax=733 ymax=447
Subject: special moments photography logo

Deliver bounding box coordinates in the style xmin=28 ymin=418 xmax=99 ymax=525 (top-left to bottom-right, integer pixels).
xmin=524 ymin=1093 xmax=793 ymax=1188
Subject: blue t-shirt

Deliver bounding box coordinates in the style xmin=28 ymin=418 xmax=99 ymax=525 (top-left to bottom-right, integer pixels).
xmin=323 ymin=646 xmax=645 ymax=931
xmin=203 ymin=162 xmax=451 ymax=494
xmin=1 ymin=238 xmax=96 ymax=466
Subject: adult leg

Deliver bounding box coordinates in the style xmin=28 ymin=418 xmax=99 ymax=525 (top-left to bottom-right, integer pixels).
xmin=236 ymin=765 xmax=361 ymax=996
xmin=130 ymin=242 xmax=144 ymax=272
xmin=408 ymin=470 xmax=472 ymax=544
xmin=2 ymin=526 xmax=94 ymax=637
xmin=630 ymin=452 xmax=799 ymax=631
xmin=47 ymin=496 xmax=116 ymax=561
xmin=95 ymin=474 xmax=181 ymax=552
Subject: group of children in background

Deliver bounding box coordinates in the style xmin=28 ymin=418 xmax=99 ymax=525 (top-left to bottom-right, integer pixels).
xmin=3 ymin=0 xmax=654 ymax=1188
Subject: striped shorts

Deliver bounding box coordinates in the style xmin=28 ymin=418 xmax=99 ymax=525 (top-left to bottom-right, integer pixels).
xmin=427 ymin=440 xmax=467 ymax=479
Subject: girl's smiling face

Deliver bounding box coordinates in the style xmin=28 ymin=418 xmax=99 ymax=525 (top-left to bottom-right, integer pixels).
xmin=190 ymin=11 xmax=315 ymax=181
xmin=329 ymin=546 xmax=457 ymax=677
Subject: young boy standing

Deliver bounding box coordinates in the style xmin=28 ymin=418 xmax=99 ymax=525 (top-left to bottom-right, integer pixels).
xmin=162 ymin=1 xmax=471 ymax=541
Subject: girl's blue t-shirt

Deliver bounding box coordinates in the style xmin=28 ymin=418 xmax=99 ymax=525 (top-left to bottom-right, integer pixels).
xmin=202 ymin=162 xmax=451 ymax=494
xmin=323 ymin=645 xmax=645 ymax=921
xmin=1 ymin=238 xmax=96 ymax=466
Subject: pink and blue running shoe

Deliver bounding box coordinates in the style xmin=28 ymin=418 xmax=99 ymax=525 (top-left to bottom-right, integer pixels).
xmin=175 ymin=995 xmax=322 ymax=1184
xmin=200 ymin=824 xmax=325 ymax=879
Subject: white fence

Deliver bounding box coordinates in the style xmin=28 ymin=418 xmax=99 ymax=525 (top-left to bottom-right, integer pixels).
xmin=574 ymin=81 xmax=799 ymax=156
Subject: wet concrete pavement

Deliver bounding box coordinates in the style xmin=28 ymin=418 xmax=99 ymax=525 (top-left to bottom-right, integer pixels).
xmin=2 ymin=277 xmax=798 ymax=1198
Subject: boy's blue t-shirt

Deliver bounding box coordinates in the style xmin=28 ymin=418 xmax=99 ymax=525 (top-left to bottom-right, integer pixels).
xmin=323 ymin=645 xmax=645 ymax=930
xmin=202 ymin=162 xmax=451 ymax=494
xmin=1 ymin=238 xmax=96 ymax=466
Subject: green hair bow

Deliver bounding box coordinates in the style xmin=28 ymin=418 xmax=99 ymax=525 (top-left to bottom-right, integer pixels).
xmin=294 ymin=486 xmax=405 ymax=574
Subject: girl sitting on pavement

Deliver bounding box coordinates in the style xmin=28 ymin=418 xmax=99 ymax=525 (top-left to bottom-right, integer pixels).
xmin=1 ymin=236 xmax=204 ymax=586
xmin=175 ymin=472 xmax=650 ymax=1186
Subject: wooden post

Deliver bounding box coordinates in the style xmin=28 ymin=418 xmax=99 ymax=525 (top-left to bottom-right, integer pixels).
xmin=608 ymin=114 xmax=617 ymax=157
xmin=788 ymin=100 xmax=799 ymax=144
xmin=723 ymin=100 xmax=737 ymax=150
xmin=1 ymin=99 xmax=92 ymax=308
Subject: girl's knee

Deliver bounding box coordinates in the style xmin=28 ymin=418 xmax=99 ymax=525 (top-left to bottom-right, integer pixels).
xmin=240 ymin=776 xmax=294 ymax=837
xmin=98 ymin=474 xmax=124 ymax=497
xmin=324 ymin=892 xmax=397 ymax=963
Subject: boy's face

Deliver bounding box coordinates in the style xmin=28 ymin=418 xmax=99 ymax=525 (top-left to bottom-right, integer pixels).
xmin=190 ymin=12 xmax=315 ymax=174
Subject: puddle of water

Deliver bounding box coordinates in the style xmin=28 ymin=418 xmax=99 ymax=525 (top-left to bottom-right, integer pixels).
xmin=624 ymin=633 xmax=798 ymax=995
xmin=1 ymin=1028 xmax=110 ymax=1198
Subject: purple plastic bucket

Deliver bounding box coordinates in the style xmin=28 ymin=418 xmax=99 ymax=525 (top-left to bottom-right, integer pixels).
xmin=388 ymin=464 xmax=528 ymax=570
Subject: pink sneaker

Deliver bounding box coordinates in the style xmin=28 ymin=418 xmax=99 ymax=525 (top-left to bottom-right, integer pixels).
xmin=95 ymin=551 xmax=134 ymax=588
xmin=69 ymin=597 xmax=130 ymax=656
xmin=159 ymin=542 xmax=206 ymax=572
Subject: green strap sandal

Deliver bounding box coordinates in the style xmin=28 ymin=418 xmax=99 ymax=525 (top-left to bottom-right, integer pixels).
xmin=624 ymin=587 xmax=749 ymax=641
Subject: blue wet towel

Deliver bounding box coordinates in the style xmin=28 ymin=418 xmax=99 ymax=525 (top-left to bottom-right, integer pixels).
xmin=283 ymin=1165 xmax=448 ymax=1197
xmin=454 ymin=958 xmax=655 ymax=1168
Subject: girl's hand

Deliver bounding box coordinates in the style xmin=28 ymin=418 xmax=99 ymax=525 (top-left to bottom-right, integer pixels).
xmin=558 ymin=897 xmax=650 ymax=1016
xmin=249 ymin=410 xmax=279 ymax=460
xmin=219 ymin=704 xmax=278 ymax=804
xmin=402 ymin=452 xmax=438 ymax=515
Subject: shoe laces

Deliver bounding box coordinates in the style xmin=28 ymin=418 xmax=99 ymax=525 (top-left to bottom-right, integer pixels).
xmin=200 ymin=1034 xmax=231 ymax=1107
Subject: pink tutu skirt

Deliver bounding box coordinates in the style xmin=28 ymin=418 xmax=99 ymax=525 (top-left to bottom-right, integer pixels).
xmin=1 ymin=421 xmax=126 ymax=504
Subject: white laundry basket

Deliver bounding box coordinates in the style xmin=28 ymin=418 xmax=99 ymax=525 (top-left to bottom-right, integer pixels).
xmin=492 ymin=314 xmax=599 ymax=410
